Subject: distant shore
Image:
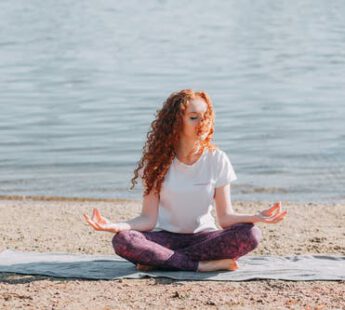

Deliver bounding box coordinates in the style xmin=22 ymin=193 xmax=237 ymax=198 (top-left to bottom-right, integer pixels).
xmin=0 ymin=197 xmax=344 ymax=309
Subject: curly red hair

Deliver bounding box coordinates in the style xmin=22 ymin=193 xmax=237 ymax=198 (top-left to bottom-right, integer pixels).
xmin=130 ymin=89 xmax=218 ymax=197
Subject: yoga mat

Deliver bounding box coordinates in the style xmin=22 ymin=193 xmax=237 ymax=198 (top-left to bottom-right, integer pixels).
xmin=0 ymin=249 xmax=344 ymax=281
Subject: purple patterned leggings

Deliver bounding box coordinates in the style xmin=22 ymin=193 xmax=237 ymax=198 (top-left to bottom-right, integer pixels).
xmin=112 ymin=223 xmax=262 ymax=272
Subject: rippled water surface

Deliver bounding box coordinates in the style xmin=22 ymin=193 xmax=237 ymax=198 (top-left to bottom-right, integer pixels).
xmin=0 ymin=1 xmax=344 ymax=203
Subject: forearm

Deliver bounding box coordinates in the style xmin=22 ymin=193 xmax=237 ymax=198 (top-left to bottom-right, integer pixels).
xmin=220 ymin=212 xmax=259 ymax=229
xmin=114 ymin=215 xmax=155 ymax=232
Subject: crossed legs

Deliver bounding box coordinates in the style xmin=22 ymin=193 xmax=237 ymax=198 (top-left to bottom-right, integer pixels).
xmin=112 ymin=223 xmax=262 ymax=272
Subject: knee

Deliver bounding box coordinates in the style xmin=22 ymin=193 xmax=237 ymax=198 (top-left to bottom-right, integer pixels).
xmin=246 ymin=224 xmax=262 ymax=249
xmin=234 ymin=223 xmax=262 ymax=250
xmin=112 ymin=230 xmax=131 ymax=245
xmin=111 ymin=230 xmax=135 ymax=255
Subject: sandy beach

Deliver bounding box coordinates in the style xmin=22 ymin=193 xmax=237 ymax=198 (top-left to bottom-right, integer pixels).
xmin=0 ymin=196 xmax=344 ymax=309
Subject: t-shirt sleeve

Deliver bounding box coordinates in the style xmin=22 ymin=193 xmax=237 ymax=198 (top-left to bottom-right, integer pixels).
xmin=215 ymin=151 xmax=237 ymax=188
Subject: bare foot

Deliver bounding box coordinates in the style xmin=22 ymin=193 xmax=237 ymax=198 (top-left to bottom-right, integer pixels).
xmin=136 ymin=264 xmax=156 ymax=271
xmin=197 ymin=258 xmax=239 ymax=272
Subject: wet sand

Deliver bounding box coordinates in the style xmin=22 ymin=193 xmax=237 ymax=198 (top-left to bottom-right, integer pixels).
xmin=0 ymin=196 xmax=344 ymax=309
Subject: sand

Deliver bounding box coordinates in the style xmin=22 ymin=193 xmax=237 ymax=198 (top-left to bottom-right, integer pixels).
xmin=0 ymin=196 xmax=344 ymax=309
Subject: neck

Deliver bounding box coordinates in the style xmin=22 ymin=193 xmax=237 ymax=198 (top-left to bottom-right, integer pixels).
xmin=175 ymin=136 xmax=202 ymax=160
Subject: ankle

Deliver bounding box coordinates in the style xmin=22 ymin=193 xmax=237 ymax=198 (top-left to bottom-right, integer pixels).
xmin=197 ymin=259 xmax=239 ymax=272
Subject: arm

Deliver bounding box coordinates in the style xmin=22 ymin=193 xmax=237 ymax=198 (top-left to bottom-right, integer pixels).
xmin=215 ymin=184 xmax=288 ymax=228
xmin=115 ymin=188 xmax=159 ymax=232
xmin=83 ymin=187 xmax=159 ymax=233
xmin=215 ymin=184 xmax=258 ymax=229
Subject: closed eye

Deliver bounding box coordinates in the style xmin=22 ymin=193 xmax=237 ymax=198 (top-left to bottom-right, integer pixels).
xmin=190 ymin=117 xmax=198 ymax=120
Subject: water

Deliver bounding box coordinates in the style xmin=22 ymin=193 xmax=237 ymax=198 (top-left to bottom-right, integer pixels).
xmin=0 ymin=0 xmax=344 ymax=203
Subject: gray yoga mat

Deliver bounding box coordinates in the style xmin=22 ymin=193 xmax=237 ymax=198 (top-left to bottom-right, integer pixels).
xmin=0 ymin=249 xmax=344 ymax=281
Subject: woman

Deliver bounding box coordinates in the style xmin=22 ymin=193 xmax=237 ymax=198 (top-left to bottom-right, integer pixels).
xmin=83 ymin=89 xmax=287 ymax=272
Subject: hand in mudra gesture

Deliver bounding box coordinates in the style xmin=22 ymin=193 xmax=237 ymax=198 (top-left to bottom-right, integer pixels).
xmin=255 ymin=201 xmax=287 ymax=224
xmin=83 ymin=208 xmax=122 ymax=234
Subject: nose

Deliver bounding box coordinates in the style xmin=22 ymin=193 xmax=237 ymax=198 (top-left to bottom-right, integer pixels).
xmin=196 ymin=121 xmax=209 ymax=135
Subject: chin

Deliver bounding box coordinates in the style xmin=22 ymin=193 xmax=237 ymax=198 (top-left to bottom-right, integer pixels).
xmin=198 ymin=134 xmax=207 ymax=141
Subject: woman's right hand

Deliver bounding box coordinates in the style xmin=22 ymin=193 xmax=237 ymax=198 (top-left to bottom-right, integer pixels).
xmin=83 ymin=208 xmax=123 ymax=234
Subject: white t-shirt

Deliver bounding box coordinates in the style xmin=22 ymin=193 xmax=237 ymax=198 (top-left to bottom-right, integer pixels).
xmin=140 ymin=148 xmax=237 ymax=233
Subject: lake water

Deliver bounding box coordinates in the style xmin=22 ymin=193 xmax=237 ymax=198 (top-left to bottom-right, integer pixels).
xmin=0 ymin=0 xmax=344 ymax=203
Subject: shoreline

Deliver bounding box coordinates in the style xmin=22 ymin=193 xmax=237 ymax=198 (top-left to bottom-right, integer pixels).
xmin=0 ymin=194 xmax=343 ymax=206
xmin=0 ymin=198 xmax=344 ymax=309
xmin=0 ymin=194 xmax=139 ymax=203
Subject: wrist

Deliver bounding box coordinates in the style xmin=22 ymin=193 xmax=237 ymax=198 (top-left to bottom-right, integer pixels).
xmin=252 ymin=213 xmax=261 ymax=224
xmin=112 ymin=222 xmax=130 ymax=232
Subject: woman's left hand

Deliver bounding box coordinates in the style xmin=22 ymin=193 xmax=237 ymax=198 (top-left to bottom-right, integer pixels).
xmin=255 ymin=201 xmax=287 ymax=224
